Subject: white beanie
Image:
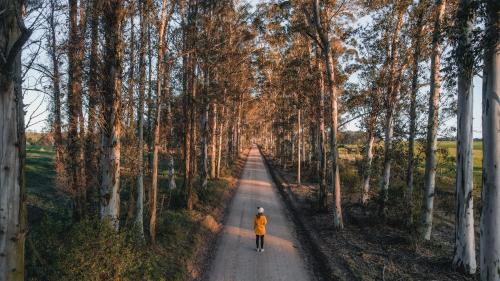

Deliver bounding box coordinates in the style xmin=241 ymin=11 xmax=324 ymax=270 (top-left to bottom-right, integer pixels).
xmin=258 ymin=207 xmax=264 ymax=214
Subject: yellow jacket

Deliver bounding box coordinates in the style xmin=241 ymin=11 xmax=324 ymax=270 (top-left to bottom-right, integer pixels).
xmin=254 ymin=215 xmax=267 ymax=235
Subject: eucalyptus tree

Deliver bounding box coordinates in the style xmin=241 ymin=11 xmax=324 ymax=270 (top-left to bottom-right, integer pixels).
xmin=420 ymin=0 xmax=447 ymax=241
xmin=377 ymin=1 xmax=411 ymax=213
xmin=479 ymin=0 xmax=499 ymax=279
xmin=406 ymin=0 xmax=428 ymax=213
xmin=310 ymin=0 xmax=344 ymax=228
xmin=134 ymin=0 xmax=147 ymax=237
xmin=100 ymin=0 xmax=126 ymax=230
xmin=452 ymin=0 xmax=476 ymax=274
xmin=150 ymin=0 xmax=174 ymax=242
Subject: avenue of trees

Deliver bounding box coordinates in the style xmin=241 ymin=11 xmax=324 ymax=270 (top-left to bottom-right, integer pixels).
xmin=0 ymin=0 xmax=498 ymax=280
xmin=250 ymin=0 xmax=498 ymax=278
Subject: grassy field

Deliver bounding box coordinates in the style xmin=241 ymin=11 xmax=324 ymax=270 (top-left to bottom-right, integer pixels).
xmin=337 ymin=140 xmax=484 ymax=198
xmin=438 ymin=140 xmax=483 ymax=171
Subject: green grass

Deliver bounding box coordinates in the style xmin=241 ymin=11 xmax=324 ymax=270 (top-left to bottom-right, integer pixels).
xmin=438 ymin=140 xmax=483 ymax=171
xmin=25 ymin=145 xmax=71 ymax=220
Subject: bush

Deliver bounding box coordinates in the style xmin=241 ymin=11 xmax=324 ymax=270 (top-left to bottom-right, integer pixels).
xmin=27 ymin=219 xmax=162 ymax=281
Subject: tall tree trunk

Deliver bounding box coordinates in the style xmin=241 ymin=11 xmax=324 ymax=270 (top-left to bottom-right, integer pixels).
xmin=479 ymin=0 xmax=499 ymax=279
xmin=325 ymin=51 xmax=343 ymax=229
xmin=182 ymin=0 xmax=197 ymax=211
xmin=68 ymin=0 xmax=85 ymax=220
xmin=317 ymin=56 xmax=327 ymax=211
xmin=167 ymin=101 xmax=176 ymax=190
xmin=312 ymin=0 xmax=343 ymax=228
xmin=100 ymin=0 xmax=125 ymax=230
xmin=0 ymin=1 xmax=29 ymax=277
xmin=406 ymin=2 xmax=425 ymax=215
xmin=211 ymin=103 xmax=217 ymax=179
xmin=146 ymin=18 xmax=153 ymax=174
xmin=85 ymin=0 xmax=100 ymax=216
xmin=125 ymin=0 xmax=136 ymax=225
xmin=135 ymin=0 xmax=147 ymax=237
xmin=48 ymin=0 xmax=64 ymax=186
xmin=200 ymin=67 xmax=210 ymax=189
xmin=361 ymin=122 xmax=375 ymax=204
xmin=420 ymin=0 xmax=446 ymax=241
xmin=380 ymin=7 xmax=405 ymax=213
xmin=200 ymin=98 xmax=209 ymax=189
xmin=150 ymin=0 xmax=169 ymax=243
xmin=452 ymin=0 xmax=476 ymax=273
xmin=190 ymin=75 xmax=198 ymax=180
xmin=297 ymin=108 xmax=301 ymax=186
xmin=127 ymin=8 xmax=136 ymax=130
xmin=236 ymin=96 xmax=242 ymax=157
xmin=217 ymin=104 xmax=225 ymax=178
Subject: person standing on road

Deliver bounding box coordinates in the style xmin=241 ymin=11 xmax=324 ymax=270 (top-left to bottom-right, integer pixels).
xmin=254 ymin=207 xmax=267 ymax=252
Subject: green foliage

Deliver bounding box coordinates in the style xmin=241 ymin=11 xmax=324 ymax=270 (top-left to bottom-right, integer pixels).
xmin=158 ymin=211 xmax=203 ymax=280
xmin=197 ymin=179 xmax=229 ymax=210
xmin=25 ymin=145 xmax=235 ymax=281
xmin=27 ymin=219 xmax=162 ymax=281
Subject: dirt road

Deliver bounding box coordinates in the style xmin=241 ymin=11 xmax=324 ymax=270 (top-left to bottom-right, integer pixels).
xmin=208 ymin=147 xmax=312 ymax=281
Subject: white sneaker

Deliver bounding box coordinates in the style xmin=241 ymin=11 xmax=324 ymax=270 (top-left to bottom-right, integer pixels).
xmin=260 ymin=248 xmax=264 ymax=252
xmin=256 ymin=248 xmax=260 ymax=252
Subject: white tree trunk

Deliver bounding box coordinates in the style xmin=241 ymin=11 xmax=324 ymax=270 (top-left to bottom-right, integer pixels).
xmin=420 ymin=0 xmax=446 ymax=240
xmin=452 ymin=0 xmax=476 ymax=274
xmin=380 ymin=109 xmax=394 ymax=203
xmin=480 ymin=1 xmax=499 ymax=279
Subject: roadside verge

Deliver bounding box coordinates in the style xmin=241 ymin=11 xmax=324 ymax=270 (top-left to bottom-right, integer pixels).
xmin=191 ymin=148 xmax=251 ymax=281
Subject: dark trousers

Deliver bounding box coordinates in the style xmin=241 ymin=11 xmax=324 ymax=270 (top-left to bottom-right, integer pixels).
xmin=256 ymin=235 xmax=264 ymax=248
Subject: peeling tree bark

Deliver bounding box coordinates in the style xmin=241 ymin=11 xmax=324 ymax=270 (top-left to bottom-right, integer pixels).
xmin=0 ymin=0 xmax=30 ymax=278
xmin=361 ymin=121 xmax=375 ymax=204
xmin=100 ymin=0 xmax=125 ymax=230
xmin=480 ymin=0 xmax=499 ymax=279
